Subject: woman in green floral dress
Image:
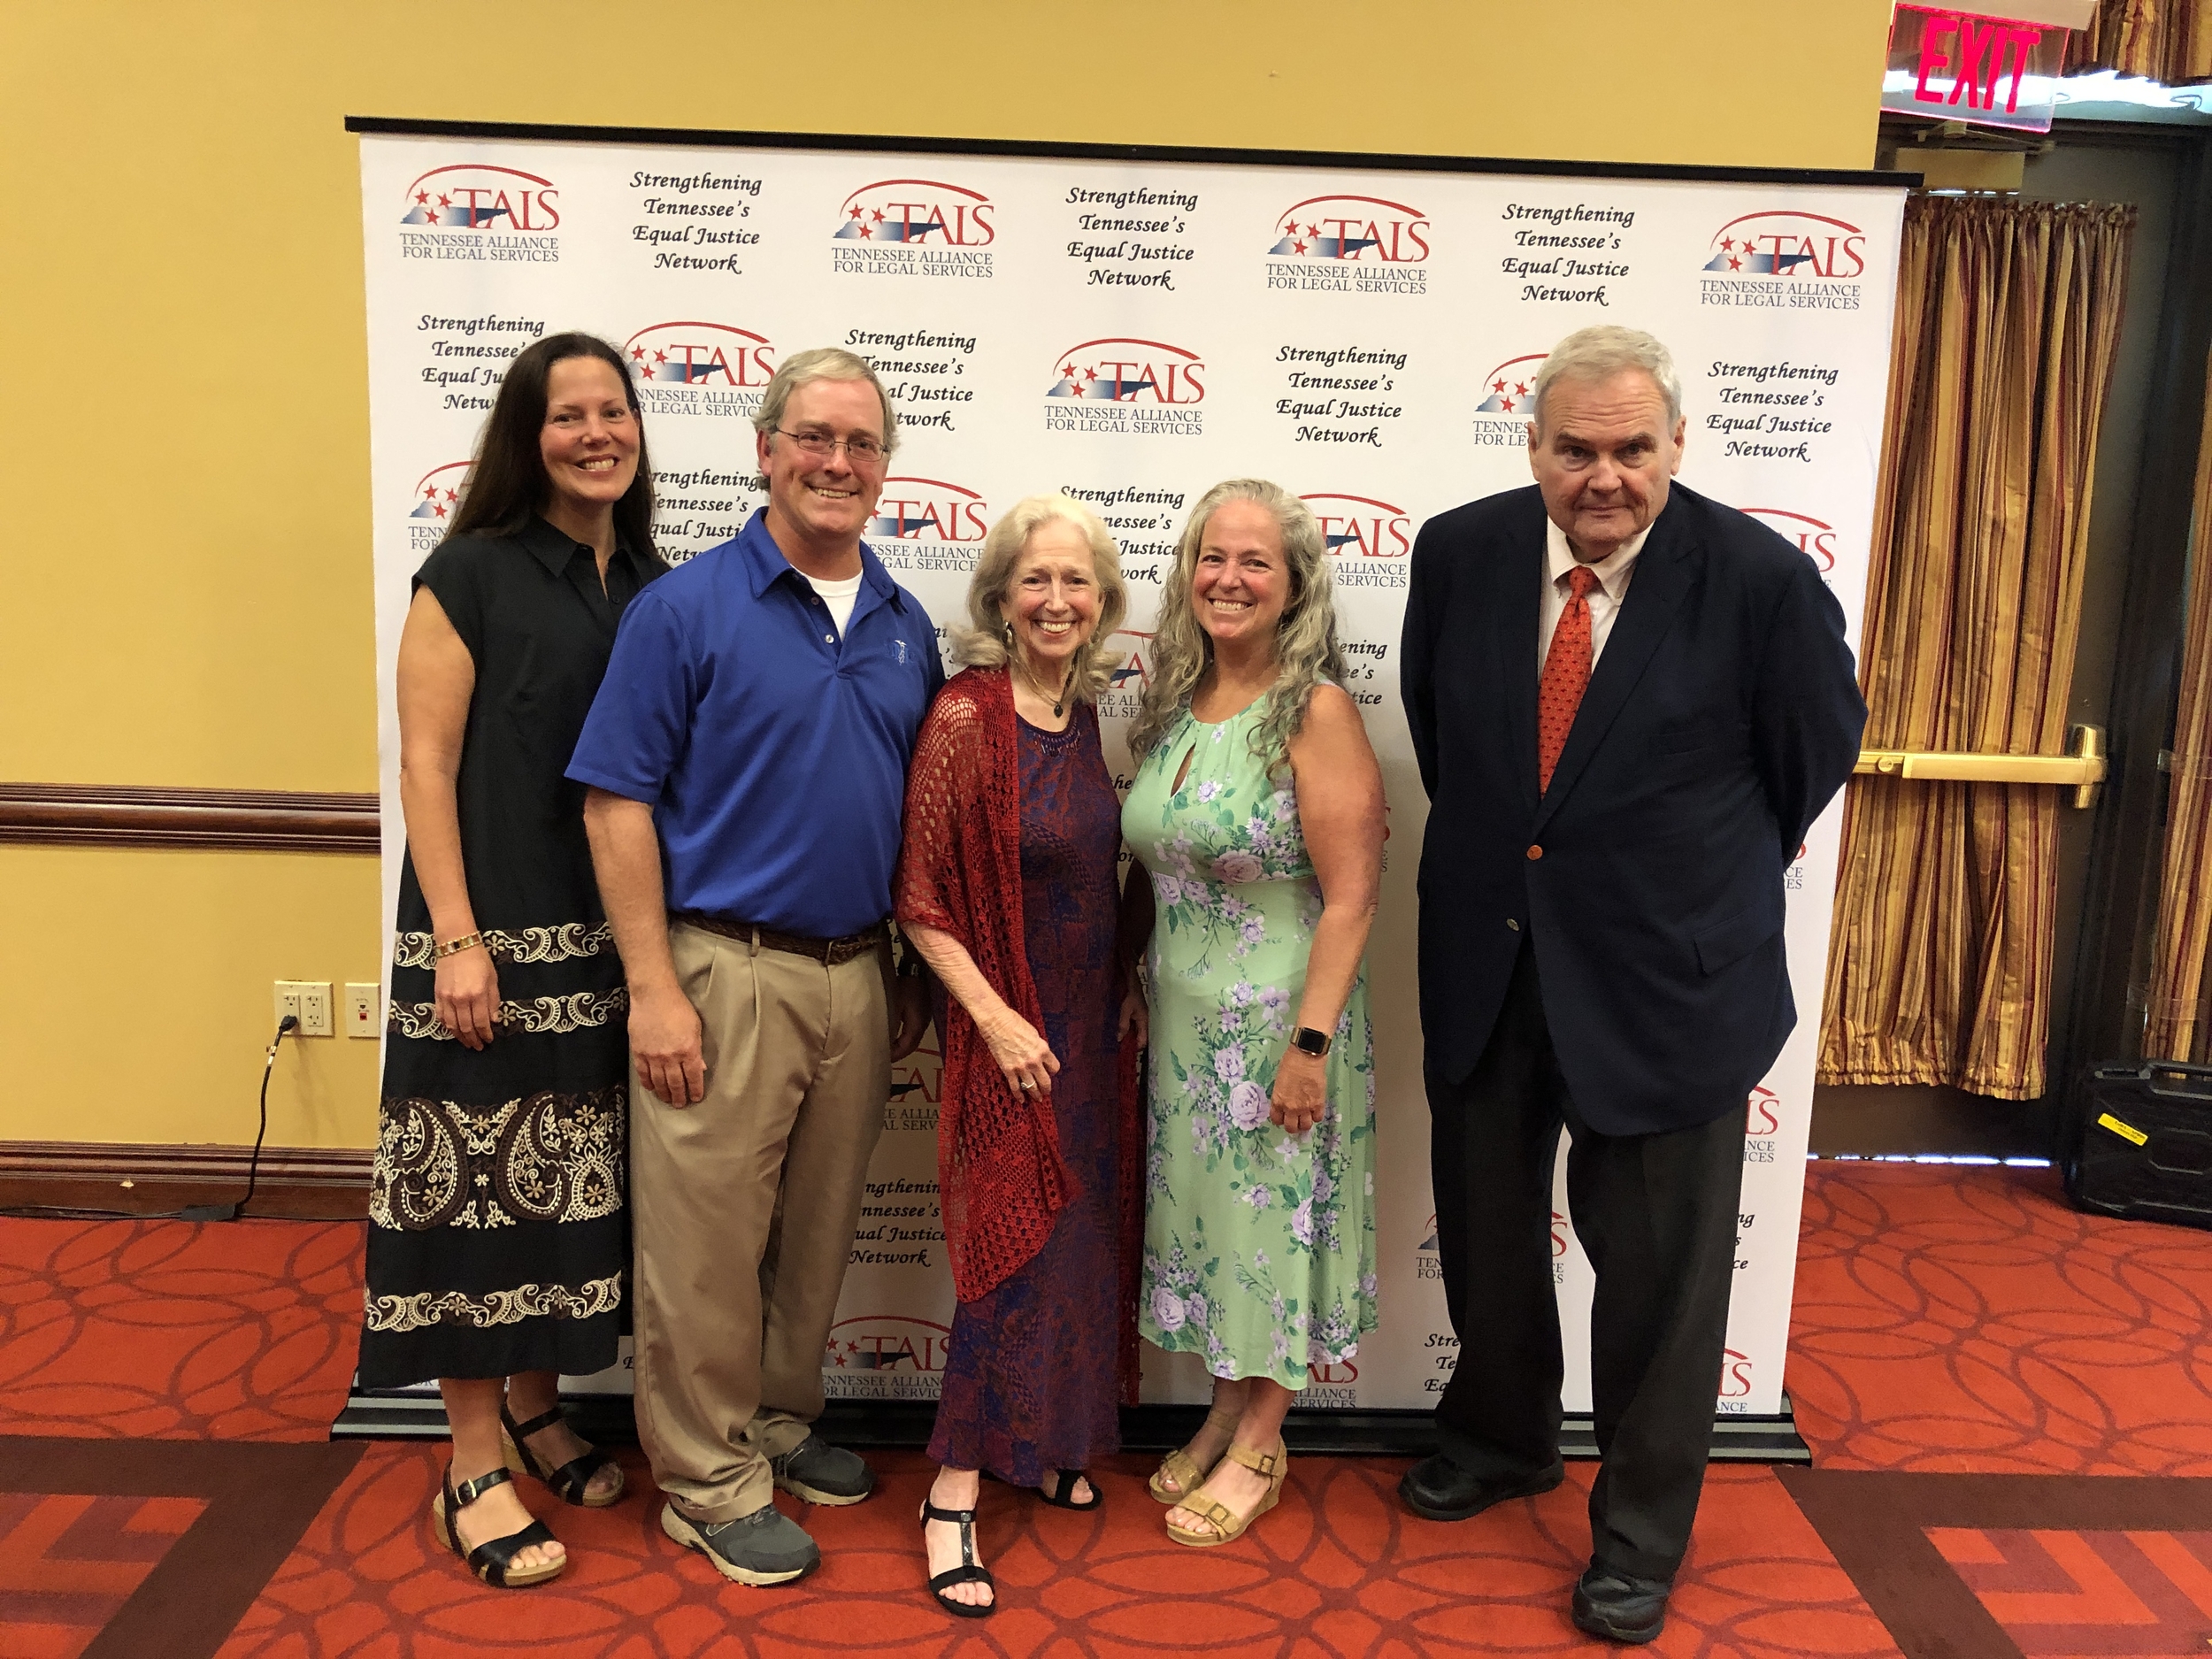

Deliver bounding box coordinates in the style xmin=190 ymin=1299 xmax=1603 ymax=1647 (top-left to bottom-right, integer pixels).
xmin=1120 ymin=479 xmax=1384 ymax=1548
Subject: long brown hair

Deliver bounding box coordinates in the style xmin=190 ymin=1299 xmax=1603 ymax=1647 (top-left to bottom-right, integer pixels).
xmin=443 ymin=332 xmax=657 ymax=555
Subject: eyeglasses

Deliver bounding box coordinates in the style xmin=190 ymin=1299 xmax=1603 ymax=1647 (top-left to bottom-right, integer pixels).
xmin=772 ymin=428 xmax=887 ymax=464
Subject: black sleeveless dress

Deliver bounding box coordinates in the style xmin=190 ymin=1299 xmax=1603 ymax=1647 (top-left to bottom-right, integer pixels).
xmin=358 ymin=517 xmax=665 ymax=1388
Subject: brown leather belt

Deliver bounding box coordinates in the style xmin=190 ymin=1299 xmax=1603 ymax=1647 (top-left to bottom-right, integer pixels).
xmin=673 ymin=912 xmax=888 ymax=965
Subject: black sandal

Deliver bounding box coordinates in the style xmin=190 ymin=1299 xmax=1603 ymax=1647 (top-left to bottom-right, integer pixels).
xmin=502 ymin=1404 xmax=625 ymax=1509
xmin=1040 ymin=1469 xmax=1102 ymax=1511
xmin=918 ymin=1498 xmax=995 ymax=1618
xmin=434 ymin=1465 xmax=565 ymax=1588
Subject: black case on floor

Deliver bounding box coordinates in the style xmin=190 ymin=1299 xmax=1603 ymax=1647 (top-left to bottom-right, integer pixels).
xmin=2065 ymin=1062 xmax=2212 ymax=1231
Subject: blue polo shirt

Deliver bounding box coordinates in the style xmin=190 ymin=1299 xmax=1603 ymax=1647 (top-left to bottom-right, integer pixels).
xmin=566 ymin=509 xmax=945 ymax=936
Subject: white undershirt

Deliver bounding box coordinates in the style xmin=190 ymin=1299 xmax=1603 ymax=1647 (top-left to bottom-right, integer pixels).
xmin=1539 ymin=519 xmax=1647 ymax=676
xmin=803 ymin=570 xmax=864 ymax=638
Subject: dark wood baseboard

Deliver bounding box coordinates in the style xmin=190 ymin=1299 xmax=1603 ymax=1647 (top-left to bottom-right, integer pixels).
xmin=0 ymin=1140 xmax=372 ymax=1221
xmin=0 ymin=784 xmax=380 ymax=854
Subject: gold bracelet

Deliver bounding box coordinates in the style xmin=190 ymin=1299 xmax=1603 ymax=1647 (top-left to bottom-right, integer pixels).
xmin=434 ymin=932 xmax=485 ymax=959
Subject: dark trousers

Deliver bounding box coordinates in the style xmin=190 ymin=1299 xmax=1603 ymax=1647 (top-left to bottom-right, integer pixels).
xmin=1427 ymin=941 xmax=1746 ymax=1582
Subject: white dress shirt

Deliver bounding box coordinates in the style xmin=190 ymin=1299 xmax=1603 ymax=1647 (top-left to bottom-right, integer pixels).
xmin=1539 ymin=518 xmax=1647 ymax=676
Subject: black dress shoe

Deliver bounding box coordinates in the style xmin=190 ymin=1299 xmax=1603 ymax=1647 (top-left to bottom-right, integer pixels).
xmin=1571 ymin=1565 xmax=1671 ymax=1644
xmin=1396 ymin=1452 xmax=1565 ymax=1521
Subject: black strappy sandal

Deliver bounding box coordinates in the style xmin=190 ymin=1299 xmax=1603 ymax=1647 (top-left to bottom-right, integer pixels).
xmin=918 ymin=1498 xmax=995 ymax=1618
xmin=501 ymin=1403 xmax=625 ymax=1509
xmin=433 ymin=1465 xmax=565 ymax=1588
xmin=1039 ymin=1470 xmax=1102 ymax=1511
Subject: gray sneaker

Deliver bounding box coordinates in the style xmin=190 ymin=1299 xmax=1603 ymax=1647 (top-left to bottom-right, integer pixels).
xmin=661 ymin=1500 xmax=819 ymax=1586
xmin=770 ymin=1434 xmax=875 ymax=1506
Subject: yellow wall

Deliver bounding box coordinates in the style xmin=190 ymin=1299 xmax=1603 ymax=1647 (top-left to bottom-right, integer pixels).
xmin=0 ymin=1 xmax=1895 ymax=1148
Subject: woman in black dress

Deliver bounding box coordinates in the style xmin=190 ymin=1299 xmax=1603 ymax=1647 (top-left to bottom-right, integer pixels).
xmin=363 ymin=333 xmax=667 ymax=1588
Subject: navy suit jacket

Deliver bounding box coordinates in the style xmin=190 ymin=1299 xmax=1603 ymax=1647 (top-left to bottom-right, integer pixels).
xmin=1400 ymin=481 xmax=1866 ymax=1135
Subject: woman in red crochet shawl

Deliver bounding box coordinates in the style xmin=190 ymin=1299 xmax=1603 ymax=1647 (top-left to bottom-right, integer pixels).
xmin=895 ymin=494 xmax=1144 ymax=1618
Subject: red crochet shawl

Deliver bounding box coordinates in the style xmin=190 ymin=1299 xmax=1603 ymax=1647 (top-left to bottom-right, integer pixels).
xmin=895 ymin=667 xmax=1141 ymax=1399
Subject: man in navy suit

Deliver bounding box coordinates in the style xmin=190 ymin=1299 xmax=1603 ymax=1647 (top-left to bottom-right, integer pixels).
xmin=1398 ymin=325 xmax=1864 ymax=1644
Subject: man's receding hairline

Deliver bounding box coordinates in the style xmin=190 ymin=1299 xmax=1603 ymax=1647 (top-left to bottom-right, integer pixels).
xmin=1532 ymin=368 xmax=1676 ymax=444
xmin=780 ymin=374 xmax=888 ymax=435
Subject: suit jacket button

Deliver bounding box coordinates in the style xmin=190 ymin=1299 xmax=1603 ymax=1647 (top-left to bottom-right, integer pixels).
xmin=1526 ymin=844 xmax=1543 ymax=861
xmin=1507 ymin=918 xmax=1521 ymax=931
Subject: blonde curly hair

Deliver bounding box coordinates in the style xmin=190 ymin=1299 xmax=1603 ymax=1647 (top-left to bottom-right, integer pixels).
xmin=1128 ymin=479 xmax=1347 ymax=770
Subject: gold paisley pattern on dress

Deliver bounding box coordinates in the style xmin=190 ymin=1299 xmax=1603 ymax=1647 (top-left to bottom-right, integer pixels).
xmin=387 ymin=987 xmax=628 ymax=1041
xmin=371 ymin=1086 xmax=626 ymax=1231
xmin=392 ymin=922 xmax=614 ymax=970
xmin=363 ymin=1272 xmax=623 ymax=1334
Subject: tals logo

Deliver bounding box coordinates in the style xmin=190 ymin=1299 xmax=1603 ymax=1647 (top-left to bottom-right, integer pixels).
xmin=1302 ymin=494 xmax=1411 ymax=558
xmin=1302 ymin=495 xmax=1411 ymax=591
xmin=1719 ymin=1348 xmax=1755 ymax=1401
xmin=625 ymin=321 xmax=773 ymax=387
xmin=823 ymin=1316 xmax=950 ymax=1400
xmin=1298 ymin=1356 xmax=1361 ymax=1407
xmin=1471 ymin=353 xmax=1547 ymax=445
xmin=868 ymin=479 xmax=989 ymax=573
xmin=1740 ymin=508 xmax=1839 ymax=575
xmin=1269 ymin=196 xmax=1430 ymax=263
xmin=1746 ymin=1087 xmax=1782 ymax=1137
xmin=622 ymin=323 xmax=773 ymax=419
xmin=832 ymin=180 xmax=995 ymax=280
xmin=398 ymin=165 xmax=562 ymax=264
xmin=407 ymin=462 xmax=470 ymax=550
xmin=834 ymin=180 xmax=995 ymax=246
xmin=1268 ymin=196 xmax=1432 ymax=296
xmin=1701 ymin=213 xmax=1867 ymax=311
xmin=1048 ymin=339 xmax=1205 ymax=403
xmin=1044 ymin=341 xmax=1207 ymax=438
xmin=1100 ymin=631 xmax=1155 ymax=710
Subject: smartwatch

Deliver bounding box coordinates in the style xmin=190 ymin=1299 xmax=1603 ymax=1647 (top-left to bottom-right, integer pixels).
xmin=1292 ymin=1025 xmax=1333 ymax=1057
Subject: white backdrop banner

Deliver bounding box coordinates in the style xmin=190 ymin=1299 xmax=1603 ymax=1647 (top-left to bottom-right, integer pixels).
xmin=359 ymin=127 xmax=1904 ymax=1418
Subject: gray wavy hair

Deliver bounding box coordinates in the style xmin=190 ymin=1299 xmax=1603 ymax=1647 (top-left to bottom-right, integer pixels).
xmin=1128 ymin=479 xmax=1347 ymax=771
xmin=949 ymin=494 xmax=1128 ymax=702
xmin=1531 ymin=325 xmax=1682 ymax=431
xmin=750 ymin=346 xmax=901 ymax=457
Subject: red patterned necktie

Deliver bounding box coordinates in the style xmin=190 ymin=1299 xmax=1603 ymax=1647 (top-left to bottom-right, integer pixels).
xmin=1537 ymin=564 xmax=1603 ymax=795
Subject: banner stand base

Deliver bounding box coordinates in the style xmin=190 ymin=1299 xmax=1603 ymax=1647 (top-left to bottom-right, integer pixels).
xmin=331 ymin=1386 xmax=1813 ymax=1464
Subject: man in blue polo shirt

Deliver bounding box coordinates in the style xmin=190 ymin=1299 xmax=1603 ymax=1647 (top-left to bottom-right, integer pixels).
xmin=570 ymin=348 xmax=943 ymax=1587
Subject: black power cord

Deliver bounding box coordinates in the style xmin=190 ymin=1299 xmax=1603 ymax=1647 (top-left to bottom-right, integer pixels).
xmin=1 ymin=1015 xmax=303 ymax=1224
xmin=180 ymin=1014 xmax=297 ymax=1222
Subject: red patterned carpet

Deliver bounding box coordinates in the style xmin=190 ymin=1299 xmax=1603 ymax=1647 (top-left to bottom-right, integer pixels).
xmin=0 ymin=1165 xmax=2208 ymax=1657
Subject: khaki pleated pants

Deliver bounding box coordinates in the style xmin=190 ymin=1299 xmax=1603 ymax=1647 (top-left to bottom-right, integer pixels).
xmin=630 ymin=919 xmax=890 ymax=1521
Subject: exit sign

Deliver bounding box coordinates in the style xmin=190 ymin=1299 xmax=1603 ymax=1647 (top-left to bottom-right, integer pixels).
xmin=1883 ymin=5 xmax=2069 ymax=133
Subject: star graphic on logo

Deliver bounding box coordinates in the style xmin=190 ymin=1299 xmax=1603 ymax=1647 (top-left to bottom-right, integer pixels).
xmin=833 ymin=1353 xmax=847 ymax=1366
xmin=1718 ymin=236 xmax=1735 ymax=252
xmin=1304 ymin=224 xmax=1319 ymax=238
xmin=436 ymin=193 xmax=451 ymax=209
xmin=413 ymin=190 xmax=429 ymax=205
xmin=422 ymin=485 xmax=439 ymax=501
xmin=1293 ymin=240 xmax=1307 ymax=254
xmin=871 ymin=207 xmax=885 ymax=223
xmin=846 ymin=1340 xmax=860 ymax=1354
xmin=653 ymin=348 xmax=669 ymax=365
xmin=849 ymin=204 xmax=864 ymax=220
xmin=1514 ymin=381 xmax=1529 ymax=396
xmin=1500 ymin=396 xmax=1517 ymax=413
xmin=433 ymin=502 xmax=448 ymax=517
xmin=1728 ymin=256 xmax=1743 ymax=271
xmin=422 ymin=210 xmax=439 ymax=225
xmin=858 ymin=223 xmax=872 ymax=238
xmin=628 ymin=345 xmax=645 ymax=361
xmin=1492 ymin=378 xmax=1508 ymax=394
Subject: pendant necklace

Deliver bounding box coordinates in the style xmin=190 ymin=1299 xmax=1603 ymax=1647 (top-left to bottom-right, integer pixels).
xmin=1023 ymin=658 xmax=1070 ymax=718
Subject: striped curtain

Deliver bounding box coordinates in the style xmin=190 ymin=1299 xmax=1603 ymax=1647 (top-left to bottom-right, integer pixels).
xmin=2070 ymin=0 xmax=2212 ymax=85
xmin=1818 ymin=197 xmax=2136 ymax=1101
xmin=2142 ymin=359 xmax=2212 ymax=1062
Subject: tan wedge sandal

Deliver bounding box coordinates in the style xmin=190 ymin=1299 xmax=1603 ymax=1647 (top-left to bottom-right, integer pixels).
xmin=1149 ymin=1406 xmax=1241 ymax=1504
xmin=1164 ymin=1440 xmax=1287 ymax=1548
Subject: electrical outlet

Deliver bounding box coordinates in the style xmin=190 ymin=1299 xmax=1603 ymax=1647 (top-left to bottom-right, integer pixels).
xmin=275 ymin=980 xmax=334 ymax=1037
xmin=344 ymin=983 xmax=382 ymax=1039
